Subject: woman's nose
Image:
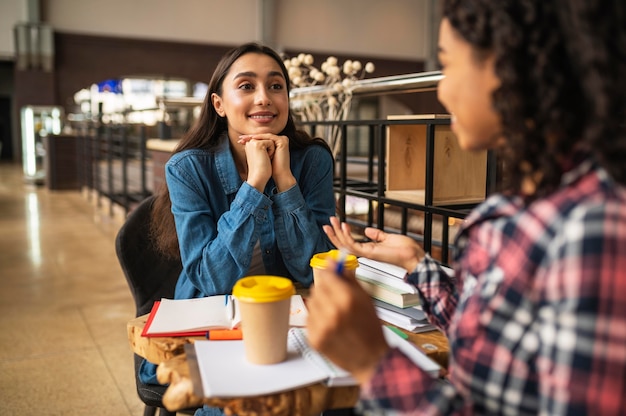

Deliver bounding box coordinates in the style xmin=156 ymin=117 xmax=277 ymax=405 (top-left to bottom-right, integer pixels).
xmin=255 ymin=88 xmax=272 ymax=106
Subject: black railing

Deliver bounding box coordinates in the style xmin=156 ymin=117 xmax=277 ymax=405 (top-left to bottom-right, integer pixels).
xmin=90 ymin=124 xmax=151 ymax=215
xmin=75 ymin=116 xmax=496 ymax=266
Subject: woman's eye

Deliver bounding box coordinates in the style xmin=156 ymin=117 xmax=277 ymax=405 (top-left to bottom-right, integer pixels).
xmin=238 ymin=83 xmax=253 ymax=90
xmin=270 ymin=83 xmax=284 ymax=90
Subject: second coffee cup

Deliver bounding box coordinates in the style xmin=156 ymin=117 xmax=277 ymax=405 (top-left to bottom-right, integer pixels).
xmin=310 ymin=249 xmax=358 ymax=284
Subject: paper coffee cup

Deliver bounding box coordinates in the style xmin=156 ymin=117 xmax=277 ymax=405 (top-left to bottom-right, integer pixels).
xmin=310 ymin=249 xmax=358 ymax=284
xmin=232 ymin=275 xmax=295 ymax=365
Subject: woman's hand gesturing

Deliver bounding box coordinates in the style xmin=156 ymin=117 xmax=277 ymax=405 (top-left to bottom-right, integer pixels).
xmin=323 ymin=216 xmax=425 ymax=273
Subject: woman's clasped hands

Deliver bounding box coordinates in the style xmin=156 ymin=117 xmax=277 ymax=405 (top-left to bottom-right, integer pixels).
xmin=238 ymin=133 xmax=296 ymax=193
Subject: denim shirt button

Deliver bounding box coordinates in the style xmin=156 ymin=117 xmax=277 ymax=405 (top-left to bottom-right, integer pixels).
xmin=265 ymin=249 xmax=271 ymax=254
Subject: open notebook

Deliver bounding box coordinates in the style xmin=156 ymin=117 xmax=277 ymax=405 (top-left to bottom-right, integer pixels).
xmin=187 ymin=326 xmax=441 ymax=398
xmin=142 ymin=294 xmax=308 ymax=337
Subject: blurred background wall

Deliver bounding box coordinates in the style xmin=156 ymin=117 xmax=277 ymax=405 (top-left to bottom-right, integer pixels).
xmin=0 ymin=0 xmax=441 ymax=162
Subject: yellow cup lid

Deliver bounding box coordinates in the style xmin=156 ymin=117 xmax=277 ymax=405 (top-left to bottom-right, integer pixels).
xmin=310 ymin=249 xmax=358 ymax=270
xmin=232 ymin=275 xmax=295 ymax=303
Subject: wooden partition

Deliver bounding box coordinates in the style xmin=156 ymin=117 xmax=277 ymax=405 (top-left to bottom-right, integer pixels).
xmin=385 ymin=115 xmax=487 ymax=206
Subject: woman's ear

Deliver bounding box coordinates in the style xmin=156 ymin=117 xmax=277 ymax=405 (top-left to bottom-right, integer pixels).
xmin=211 ymin=93 xmax=225 ymax=117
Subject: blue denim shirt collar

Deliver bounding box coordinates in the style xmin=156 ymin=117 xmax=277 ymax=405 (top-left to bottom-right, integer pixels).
xmin=214 ymin=133 xmax=242 ymax=195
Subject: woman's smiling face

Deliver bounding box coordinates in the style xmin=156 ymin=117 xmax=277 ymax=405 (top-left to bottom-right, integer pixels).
xmin=211 ymin=52 xmax=289 ymax=139
xmin=436 ymin=18 xmax=503 ymax=152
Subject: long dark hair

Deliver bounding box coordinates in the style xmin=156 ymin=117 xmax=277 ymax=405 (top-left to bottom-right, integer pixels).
xmin=151 ymin=42 xmax=331 ymax=259
xmin=442 ymin=0 xmax=626 ymax=200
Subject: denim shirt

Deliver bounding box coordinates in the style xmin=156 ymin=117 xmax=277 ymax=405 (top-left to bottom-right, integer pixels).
xmin=166 ymin=134 xmax=336 ymax=300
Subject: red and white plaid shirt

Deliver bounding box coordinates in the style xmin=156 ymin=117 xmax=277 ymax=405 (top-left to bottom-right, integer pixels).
xmin=359 ymin=159 xmax=626 ymax=415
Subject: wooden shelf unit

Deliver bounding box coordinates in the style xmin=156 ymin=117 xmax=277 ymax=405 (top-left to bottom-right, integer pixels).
xmin=385 ymin=115 xmax=488 ymax=206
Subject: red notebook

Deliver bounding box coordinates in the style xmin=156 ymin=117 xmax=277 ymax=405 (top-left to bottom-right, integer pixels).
xmin=142 ymin=301 xmax=212 ymax=338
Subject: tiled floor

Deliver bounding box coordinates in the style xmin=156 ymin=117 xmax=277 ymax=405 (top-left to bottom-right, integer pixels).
xmin=0 ymin=162 xmax=146 ymax=415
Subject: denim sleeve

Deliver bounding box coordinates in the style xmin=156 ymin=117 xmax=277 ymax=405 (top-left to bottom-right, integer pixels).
xmin=270 ymin=146 xmax=336 ymax=286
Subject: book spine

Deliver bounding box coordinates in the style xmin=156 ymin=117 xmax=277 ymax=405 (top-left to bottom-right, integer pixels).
xmin=356 ymin=277 xmax=420 ymax=308
xmin=357 ymin=258 xmax=408 ymax=279
xmin=372 ymin=298 xmax=425 ymax=320
xmin=356 ymin=266 xmax=417 ymax=294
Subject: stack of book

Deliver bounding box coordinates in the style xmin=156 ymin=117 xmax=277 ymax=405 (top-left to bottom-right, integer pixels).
xmin=356 ymin=257 xmax=436 ymax=334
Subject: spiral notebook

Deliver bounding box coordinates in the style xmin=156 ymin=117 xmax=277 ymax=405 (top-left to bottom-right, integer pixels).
xmin=187 ymin=326 xmax=441 ymax=398
xmin=187 ymin=328 xmax=355 ymax=398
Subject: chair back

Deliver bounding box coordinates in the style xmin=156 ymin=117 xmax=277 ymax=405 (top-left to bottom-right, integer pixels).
xmin=115 ymin=195 xmax=197 ymax=416
xmin=115 ymin=195 xmax=182 ymax=317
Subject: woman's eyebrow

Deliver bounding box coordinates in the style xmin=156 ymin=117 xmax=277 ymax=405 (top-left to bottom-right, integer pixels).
xmin=233 ymin=70 xmax=284 ymax=80
xmin=233 ymin=71 xmax=257 ymax=80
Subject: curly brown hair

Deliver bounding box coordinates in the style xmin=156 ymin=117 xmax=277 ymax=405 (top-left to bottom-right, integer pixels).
xmin=443 ymin=0 xmax=626 ymax=199
xmin=150 ymin=42 xmax=331 ymax=259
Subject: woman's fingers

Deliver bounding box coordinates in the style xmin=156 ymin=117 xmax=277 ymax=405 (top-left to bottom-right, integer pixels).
xmin=238 ymin=133 xmax=288 ymax=148
xmin=324 ymin=217 xmax=352 ymax=248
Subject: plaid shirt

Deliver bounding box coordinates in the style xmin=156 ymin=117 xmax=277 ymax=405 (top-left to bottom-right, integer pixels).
xmin=359 ymin=159 xmax=626 ymax=415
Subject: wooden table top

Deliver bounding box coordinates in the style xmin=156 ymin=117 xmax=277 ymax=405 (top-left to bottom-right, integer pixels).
xmin=127 ymin=313 xmax=449 ymax=415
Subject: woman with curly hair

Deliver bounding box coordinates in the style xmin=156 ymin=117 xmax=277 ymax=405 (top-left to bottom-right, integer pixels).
xmin=306 ymin=0 xmax=626 ymax=414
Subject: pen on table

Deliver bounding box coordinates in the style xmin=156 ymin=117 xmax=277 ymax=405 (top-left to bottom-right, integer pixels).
xmin=335 ymin=248 xmax=348 ymax=275
xmin=226 ymin=294 xmax=235 ymax=321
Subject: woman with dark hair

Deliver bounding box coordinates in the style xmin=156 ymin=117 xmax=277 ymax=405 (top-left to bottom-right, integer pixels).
xmin=139 ymin=42 xmax=335 ymax=404
xmin=150 ymin=42 xmax=334 ymax=297
xmin=307 ymin=1 xmax=626 ymax=414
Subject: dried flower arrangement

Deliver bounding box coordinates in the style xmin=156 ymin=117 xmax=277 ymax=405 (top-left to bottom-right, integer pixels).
xmin=283 ymin=53 xmax=375 ymax=156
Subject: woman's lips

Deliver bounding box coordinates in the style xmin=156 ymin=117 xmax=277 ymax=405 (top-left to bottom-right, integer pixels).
xmin=249 ymin=112 xmax=275 ymax=123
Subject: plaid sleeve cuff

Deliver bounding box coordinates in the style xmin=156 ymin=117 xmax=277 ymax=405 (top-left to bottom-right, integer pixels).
xmin=359 ymin=347 xmax=466 ymax=415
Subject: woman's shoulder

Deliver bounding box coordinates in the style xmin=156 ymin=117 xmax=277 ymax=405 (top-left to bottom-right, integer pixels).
xmin=461 ymin=162 xmax=622 ymax=242
xmin=478 ymin=160 xmax=625 ymax=226
xmin=532 ymin=161 xmax=625 ymax=220
xmin=166 ymin=148 xmax=215 ymax=168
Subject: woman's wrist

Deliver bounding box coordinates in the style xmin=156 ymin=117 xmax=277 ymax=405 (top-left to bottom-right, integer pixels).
xmin=274 ymin=175 xmax=296 ymax=193
xmin=404 ymin=256 xmax=421 ymax=274
xmin=245 ymin=177 xmax=266 ymax=193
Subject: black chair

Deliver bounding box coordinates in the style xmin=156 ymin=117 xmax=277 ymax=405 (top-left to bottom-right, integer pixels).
xmin=115 ymin=195 xmax=197 ymax=416
xmin=117 ymin=196 xmax=355 ymax=416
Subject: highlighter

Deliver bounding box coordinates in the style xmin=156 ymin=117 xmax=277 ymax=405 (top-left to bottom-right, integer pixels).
xmin=207 ymin=329 xmax=243 ymax=340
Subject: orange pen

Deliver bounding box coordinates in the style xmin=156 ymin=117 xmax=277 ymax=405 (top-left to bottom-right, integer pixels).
xmin=207 ymin=329 xmax=243 ymax=340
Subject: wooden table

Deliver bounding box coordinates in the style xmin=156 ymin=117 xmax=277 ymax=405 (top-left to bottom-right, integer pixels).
xmin=127 ymin=314 xmax=449 ymax=415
